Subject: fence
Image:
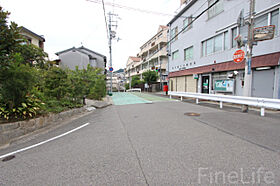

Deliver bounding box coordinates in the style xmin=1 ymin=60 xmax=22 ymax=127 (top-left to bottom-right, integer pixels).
xmin=126 ymin=88 xmax=142 ymax=92
xmin=168 ymin=91 xmax=280 ymax=117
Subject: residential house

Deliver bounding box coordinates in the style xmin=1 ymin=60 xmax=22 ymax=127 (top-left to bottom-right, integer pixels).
xmin=168 ymin=0 xmax=280 ymax=98
xmin=55 ymin=46 xmax=107 ymax=71
xmin=20 ymin=27 xmax=45 ymax=50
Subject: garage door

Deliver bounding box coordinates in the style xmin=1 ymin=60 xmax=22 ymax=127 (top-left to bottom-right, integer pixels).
xmin=177 ymin=76 xmax=186 ymax=92
xmin=186 ymin=75 xmax=197 ymax=93
xmin=252 ymin=69 xmax=274 ymax=98
xmin=170 ymin=78 xmax=176 ymax=91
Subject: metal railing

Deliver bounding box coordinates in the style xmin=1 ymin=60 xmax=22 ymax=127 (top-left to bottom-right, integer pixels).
xmin=126 ymin=88 xmax=142 ymax=92
xmin=168 ymin=91 xmax=280 ymax=117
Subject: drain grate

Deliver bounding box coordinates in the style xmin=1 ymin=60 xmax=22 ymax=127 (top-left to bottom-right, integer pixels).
xmin=2 ymin=155 xmax=15 ymax=162
xmin=184 ymin=112 xmax=200 ymax=117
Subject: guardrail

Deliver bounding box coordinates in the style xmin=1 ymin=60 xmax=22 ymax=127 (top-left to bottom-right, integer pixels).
xmin=126 ymin=88 xmax=142 ymax=92
xmin=168 ymin=91 xmax=280 ymax=117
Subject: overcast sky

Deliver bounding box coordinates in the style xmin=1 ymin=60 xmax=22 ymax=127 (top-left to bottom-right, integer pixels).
xmin=1 ymin=0 xmax=180 ymax=70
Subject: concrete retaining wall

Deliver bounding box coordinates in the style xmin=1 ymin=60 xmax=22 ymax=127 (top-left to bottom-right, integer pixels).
xmin=0 ymin=107 xmax=85 ymax=146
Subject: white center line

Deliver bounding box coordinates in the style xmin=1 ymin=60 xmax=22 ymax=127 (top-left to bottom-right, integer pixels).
xmin=0 ymin=122 xmax=90 ymax=159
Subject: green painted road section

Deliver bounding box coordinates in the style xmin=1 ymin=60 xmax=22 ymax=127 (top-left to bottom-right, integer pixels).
xmin=112 ymin=92 xmax=171 ymax=105
xmin=112 ymin=92 xmax=151 ymax=105
xmin=131 ymin=92 xmax=171 ymax=102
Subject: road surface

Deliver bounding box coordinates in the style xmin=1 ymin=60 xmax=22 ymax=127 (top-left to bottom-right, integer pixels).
xmin=0 ymin=92 xmax=279 ymax=185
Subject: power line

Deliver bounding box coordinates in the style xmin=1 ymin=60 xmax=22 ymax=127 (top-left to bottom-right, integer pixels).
xmin=146 ymin=0 xmax=221 ymax=62
xmin=101 ymin=0 xmax=109 ymax=41
xmin=86 ymin=0 xmax=188 ymax=18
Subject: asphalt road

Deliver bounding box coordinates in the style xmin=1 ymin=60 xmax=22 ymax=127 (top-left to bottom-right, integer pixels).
xmin=0 ymin=94 xmax=280 ymax=185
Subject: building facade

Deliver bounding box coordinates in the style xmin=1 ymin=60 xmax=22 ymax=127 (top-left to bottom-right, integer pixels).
xmin=107 ymin=71 xmax=126 ymax=92
xmin=125 ymin=25 xmax=169 ymax=88
xmin=125 ymin=56 xmax=141 ymax=83
xmin=55 ymin=46 xmax=106 ymax=71
xmin=20 ymin=27 xmax=45 ymax=50
xmin=168 ymin=0 xmax=280 ymax=98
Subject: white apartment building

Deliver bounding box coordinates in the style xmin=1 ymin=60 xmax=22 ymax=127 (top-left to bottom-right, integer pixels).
xmin=168 ymin=0 xmax=280 ymax=99
xmin=126 ymin=25 xmax=169 ymax=88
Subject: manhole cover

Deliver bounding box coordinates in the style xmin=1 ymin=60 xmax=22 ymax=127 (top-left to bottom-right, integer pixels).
xmin=184 ymin=112 xmax=200 ymax=116
xmin=2 ymin=155 xmax=15 ymax=162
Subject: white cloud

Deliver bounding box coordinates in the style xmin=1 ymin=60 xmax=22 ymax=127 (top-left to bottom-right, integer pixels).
xmin=1 ymin=0 xmax=179 ymax=70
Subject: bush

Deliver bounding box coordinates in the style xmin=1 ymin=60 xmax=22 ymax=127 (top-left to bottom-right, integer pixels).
xmin=0 ymin=94 xmax=43 ymax=120
xmin=0 ymin=5 xmax=107 ymax=120
xmin=0 ymin=53 xmax=38 ymax=110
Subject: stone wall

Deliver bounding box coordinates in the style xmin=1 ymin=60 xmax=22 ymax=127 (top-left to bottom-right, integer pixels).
xmin=0 ymin=107 xmax=85 ymax=146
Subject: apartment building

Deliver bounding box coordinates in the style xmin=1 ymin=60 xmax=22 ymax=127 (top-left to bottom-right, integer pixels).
xmin=125 ymin=25 xmax=169 ymax=88
xmin=168 ymin=0 xmax=280 ymax=99
xmin=125 ymin=56 xmax=141 ymax=82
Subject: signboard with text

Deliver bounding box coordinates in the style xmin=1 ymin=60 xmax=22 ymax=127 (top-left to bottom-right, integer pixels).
xmin=253 ymin=25 xmax=275 ymax=42
xmin=214 ymin=79 xmax=234 ymax=92
xmin=233 ymin=50 xmax=245 ymax=63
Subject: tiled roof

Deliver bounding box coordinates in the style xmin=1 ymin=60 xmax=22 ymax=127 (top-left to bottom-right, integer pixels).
xmin=20 ymin=27 xmax=45 ymax=42
xmin=55 ymin=46 xmax=106 ymax=58
xmin=169 ymin=52 xmax=280 ymax=78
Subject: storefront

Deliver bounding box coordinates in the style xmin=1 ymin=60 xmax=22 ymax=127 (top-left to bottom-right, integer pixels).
xmin=168 ymin=52 xmax=280 ymax=99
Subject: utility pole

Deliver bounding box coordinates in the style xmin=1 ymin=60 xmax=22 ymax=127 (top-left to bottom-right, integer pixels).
xmin=242 ymin=0 xmax=255 ymax=112
xmin=108 ymin=12 xmax=119 ymax=93
xmin=129 ymin=68 xmax=132 ymax=89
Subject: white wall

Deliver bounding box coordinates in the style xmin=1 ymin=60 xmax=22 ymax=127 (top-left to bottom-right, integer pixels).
xmin=169 ymin=0 xmax=280 ymax=73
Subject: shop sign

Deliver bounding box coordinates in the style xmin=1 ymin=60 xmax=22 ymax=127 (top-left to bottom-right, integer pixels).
xmin=214 ymin=79 xmax=234 ymax=92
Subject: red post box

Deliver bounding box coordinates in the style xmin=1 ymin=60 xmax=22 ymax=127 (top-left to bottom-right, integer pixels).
xmin=163 ymin=85 xmax=168 ymax=95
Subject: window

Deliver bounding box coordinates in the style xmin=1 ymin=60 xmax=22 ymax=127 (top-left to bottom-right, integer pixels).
xmin=231 ymin=27 xmax=238 ymax=48
xmin=271 ymin=9 xmax=279 ymax=35
xmin=214 ymin=33 xmax=223 ymax=52
xmin=183 ymin=16 xmax=193 ymax=31
xmin=184 ymin=46 xmax=193 ymax=61
xmin=255 ymin=14 xmax=268 ymax=28
xmin=202 ymin=41 xmax=206 ymax=57
xmin=208 ymin=0 xmax=223 ymax=19
xmin=206 ymin=38 xmax=214 ymax=55
xmin=224 ymin=31 xmax=229 ymax=50
xmin=171 ymin=27 xmax=178 ymax=41
xmin=202 ymin=32 xmax=226 ymax=56
xmin=172 ymin=50 xmax=179 ymax=60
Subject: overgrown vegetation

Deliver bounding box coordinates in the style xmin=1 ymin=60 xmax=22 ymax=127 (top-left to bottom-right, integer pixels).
xmin=0 ymin=6 xmax=106 ymax=121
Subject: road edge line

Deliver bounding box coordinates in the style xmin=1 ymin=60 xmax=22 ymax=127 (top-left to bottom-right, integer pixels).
xmin=0 ymin=122 xmax=90 ymax=159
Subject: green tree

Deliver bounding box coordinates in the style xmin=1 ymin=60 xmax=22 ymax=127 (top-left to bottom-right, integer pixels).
xmin=142 ymin=70 xmax=159 ymax=85
xmin=0 ymin=6 xmax=23 ymax=68
xmin=131 ymin=76 xmax=144 ymax=88
xmin=0 ymin=53 xmax=38 ymax=109
xmin=0 ymin=6 xmax=46 ymax=119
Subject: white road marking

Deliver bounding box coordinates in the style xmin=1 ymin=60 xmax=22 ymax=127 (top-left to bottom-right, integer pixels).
xmin=0 ymin=122 xmax=90 ymax=159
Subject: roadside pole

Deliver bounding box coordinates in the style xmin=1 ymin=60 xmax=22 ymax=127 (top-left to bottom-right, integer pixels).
xmin=108 ymin=12 xmax=113 ymax=93
xmin=242 ymin=0 xmax=255 ymax=112
xmin=129 ymin=68 xmax=131 ymax=89
xmin=108 ymin=12 xmax=118 ymax=93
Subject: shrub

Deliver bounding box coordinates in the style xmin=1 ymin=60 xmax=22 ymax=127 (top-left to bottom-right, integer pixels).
xmin=0 ymin=94 xmax=43 ymax=120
